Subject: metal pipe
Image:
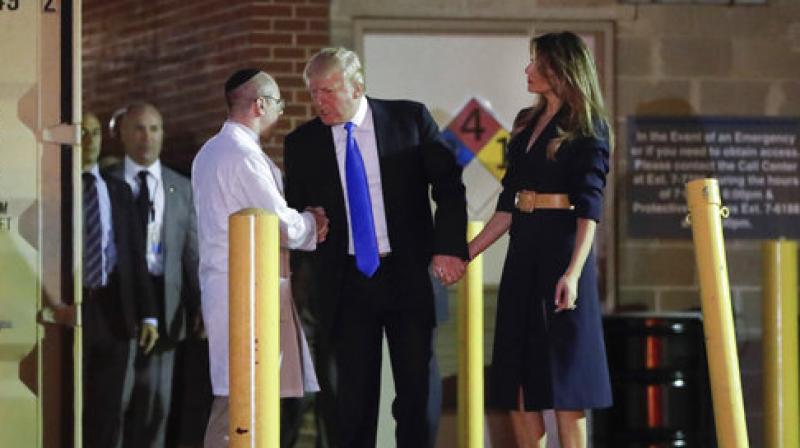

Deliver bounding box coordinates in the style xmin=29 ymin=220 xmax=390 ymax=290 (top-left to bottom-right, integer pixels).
xmin=763 ymin=239 xmax=798 ymax=448
xmin=73 ymin=2 xmax=83 ymax=446
xmin=229 ymin=209 xmax=280 ymax=447
xmin=685 ymin=178 xmax=749 ymax=448
xmin=458 ymin=221 xmax=484 ymax=448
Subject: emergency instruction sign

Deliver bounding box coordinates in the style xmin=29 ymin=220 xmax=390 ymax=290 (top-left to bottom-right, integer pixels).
xmin=627 ymin=116 xmax=800 ymax=239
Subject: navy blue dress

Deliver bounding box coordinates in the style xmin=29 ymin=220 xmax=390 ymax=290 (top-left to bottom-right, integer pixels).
xmin=490 ymin=109 xmax=613 ymax=411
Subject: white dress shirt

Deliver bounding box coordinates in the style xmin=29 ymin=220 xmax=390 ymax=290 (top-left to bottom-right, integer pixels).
xmin=331 ymin=97 xmax=391 ymax=255
xmin=123 ymin=156 xmax=165 ymax=276
xmin=192 ymin=120 xmax=317 ymax=396
xmin=84 ymin=164 xmax=116 ymax=286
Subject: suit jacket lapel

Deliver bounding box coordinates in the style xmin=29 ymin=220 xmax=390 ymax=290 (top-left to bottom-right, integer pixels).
xmin=368 ymin=97 xmax=390 ymax=158
xmin=312 ymin=119 xmax=346 ymax=209
xmin=161 ymin=167 xmax=177 ymax=271
xmin=104 ymin=165 xmax=131 ymax=245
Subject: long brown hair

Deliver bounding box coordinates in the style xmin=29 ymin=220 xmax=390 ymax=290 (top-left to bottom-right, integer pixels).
xmin=527 ymin=31 xmax=613 ymax=158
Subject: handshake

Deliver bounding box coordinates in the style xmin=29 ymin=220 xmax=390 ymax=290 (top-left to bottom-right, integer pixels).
xmin=305 ymin=206 xmax=329 ymax=243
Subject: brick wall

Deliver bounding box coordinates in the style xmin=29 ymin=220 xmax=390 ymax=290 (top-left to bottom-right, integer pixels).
xmin=82 ymin=0 xmax=331 ymax=173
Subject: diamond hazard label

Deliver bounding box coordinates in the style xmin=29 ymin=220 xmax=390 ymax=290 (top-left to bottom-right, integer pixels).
xmin=445 ymin=98 xmax=502 ymax=154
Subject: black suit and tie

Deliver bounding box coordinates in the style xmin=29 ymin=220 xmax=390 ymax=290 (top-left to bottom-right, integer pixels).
xmin=82 ymin=170 xmax=156 ymax=448
xmin=285 ymin=97 xmax=468 ymax=447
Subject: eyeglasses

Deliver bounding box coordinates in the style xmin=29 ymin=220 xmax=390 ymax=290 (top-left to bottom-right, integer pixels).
xmin=257 ymin=95 xmax=285 ymax=113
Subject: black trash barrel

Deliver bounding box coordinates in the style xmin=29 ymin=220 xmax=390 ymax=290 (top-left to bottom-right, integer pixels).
xmin=593 ymin=312 xmax=716 ymax=447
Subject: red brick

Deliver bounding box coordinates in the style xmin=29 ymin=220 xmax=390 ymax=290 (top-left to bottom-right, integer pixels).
xmin=308 ymin=20 xmax=328 ymax=32
xmin=294 ymin=61 xmax=309 ymax=72
xmin=274 ymin=75 xmax=306 ymax=89
xmin=274 ymin=19 xmax=307 ymax=31
xmin=251 ymin=33 xmax=293 ymax=45
xmin=252 ymin=4 xmax=293 ymax=17
xmin=250 ymin=18 xmax=273 ymax=31
xmin=295 ymin=5 xmax=328 ymax=18
xmin=294 ymin=90 xmax=312 ymax=103
xmin=295 ymin=33 xmax=328 ymax=46
xmin=274 ymin=47 xmax=306 ymax=59
xmin=283 ymin=104 xmax=307 ymax=116
xmin=261 ymin=61 xmax=295 ymax=73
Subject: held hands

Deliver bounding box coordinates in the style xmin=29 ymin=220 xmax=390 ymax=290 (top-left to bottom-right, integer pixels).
xmin=139 ymin=322 xmax=159 ymax=355
xmin=554 ymin=271 xmax=579 ymax=313
xmin=306 ymin=206 xmax=329 ymax=243
xmin=431 ymin=254 xmax=466 ymax=286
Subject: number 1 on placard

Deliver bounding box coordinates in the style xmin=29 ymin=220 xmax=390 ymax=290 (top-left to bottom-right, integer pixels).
xmin=496 ymin=136 xmax=508 ymax=169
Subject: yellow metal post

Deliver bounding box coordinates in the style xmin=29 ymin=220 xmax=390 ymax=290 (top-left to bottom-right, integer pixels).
xmin=686 ymin=178 xmax=749 ymax=448
xmin=458 ymin=221 xmax=484 ymax=448
xmin=229 ymin=209 xmax=280 ymax=448
xmin=762 ymin=240 xmax=798 ymax=448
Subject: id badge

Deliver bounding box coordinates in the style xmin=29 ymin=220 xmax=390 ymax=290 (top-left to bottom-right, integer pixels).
xmin=146 ymin=223 xmax=162 ymax=260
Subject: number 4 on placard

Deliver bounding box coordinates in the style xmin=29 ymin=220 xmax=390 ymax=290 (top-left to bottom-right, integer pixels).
xmin=459 ymin=108 xmax=485 ymax=142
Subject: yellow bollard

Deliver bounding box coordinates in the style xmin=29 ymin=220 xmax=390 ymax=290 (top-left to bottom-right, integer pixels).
xmin=686 ymin=178 xmax=749 ymax=448
xmin=457 ymin=221 xmax=484 ymax=448
xmin=229 ymin=209 xmax=280 ymax=448
xmin=762 ymin=240 xmax=798 ymax=448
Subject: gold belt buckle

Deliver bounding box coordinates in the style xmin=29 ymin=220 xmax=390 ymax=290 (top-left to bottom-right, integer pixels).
xmin=514 ymin=190 xmax=536 ymax=213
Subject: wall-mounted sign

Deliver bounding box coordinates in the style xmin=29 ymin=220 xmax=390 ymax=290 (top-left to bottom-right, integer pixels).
xmin=627 ymin=116 xmax=800 ymax=239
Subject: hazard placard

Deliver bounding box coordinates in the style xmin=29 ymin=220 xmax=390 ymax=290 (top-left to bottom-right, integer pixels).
xmin=443 ymin=98 xmax=510 ymax=181
xmin=445 ymin=98 xmax=502 ymax=154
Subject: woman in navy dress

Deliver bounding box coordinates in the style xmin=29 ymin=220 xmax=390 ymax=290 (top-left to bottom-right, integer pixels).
xmin=467 ymin=31 xmax=612 ymax=447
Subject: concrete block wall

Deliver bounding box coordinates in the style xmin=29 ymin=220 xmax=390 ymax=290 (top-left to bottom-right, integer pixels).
xmin=82 ymin=0 xmax=331 ymax=172
xmin=615 ymin=1 xmax=800 ymax=327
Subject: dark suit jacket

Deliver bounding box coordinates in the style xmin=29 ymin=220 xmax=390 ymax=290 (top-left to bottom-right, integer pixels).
xmin=284 ymin=98 xmax=468 ymax=334
xmin=104 ymin=175 xmax=157 ymax=339
xmin=105 ymin=163 xmax=200 ymax=343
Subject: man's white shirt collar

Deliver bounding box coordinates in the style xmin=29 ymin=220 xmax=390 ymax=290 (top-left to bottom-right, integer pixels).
xmin=125 ymin=155 xmax=162 ymax=180
xmin=336 ymin=96 xmax=370 ymax=131
xmin=85 ymin=164 xmax=100 ymax=177
xmin=224 ymin=120 xmax=261 ymax=146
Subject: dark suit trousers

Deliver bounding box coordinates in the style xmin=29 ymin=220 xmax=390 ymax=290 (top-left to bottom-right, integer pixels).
xmin=123 ymin=274 xmax=174 ymax=448
xmin=332 ymin=255 xmax=434 ymax=448
xmin=83 ymin=279 xmax=132 ymax=448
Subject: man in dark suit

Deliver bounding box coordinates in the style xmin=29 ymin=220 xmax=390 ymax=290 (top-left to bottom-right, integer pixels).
xmin=81 ymin=112 xmax=158 ymax=448
xmin=284 ymin=47 xmax=468 ymax=447
xmin=106 ymin=102 xmax=201 ymax=448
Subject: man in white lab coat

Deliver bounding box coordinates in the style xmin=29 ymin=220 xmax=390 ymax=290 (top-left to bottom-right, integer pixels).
xmin=191 ymin=69 xmax=328 ymax=448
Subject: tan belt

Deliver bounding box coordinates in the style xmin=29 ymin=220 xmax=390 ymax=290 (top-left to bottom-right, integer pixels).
xmin=514 ymin=190 xmax=573 ymax=213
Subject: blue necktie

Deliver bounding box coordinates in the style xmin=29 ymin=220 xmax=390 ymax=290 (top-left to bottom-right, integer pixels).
xmin=344 ymin=122 xmax=380 ymax=277
xmin=83 ymin=173 xmax=103 ymax=288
